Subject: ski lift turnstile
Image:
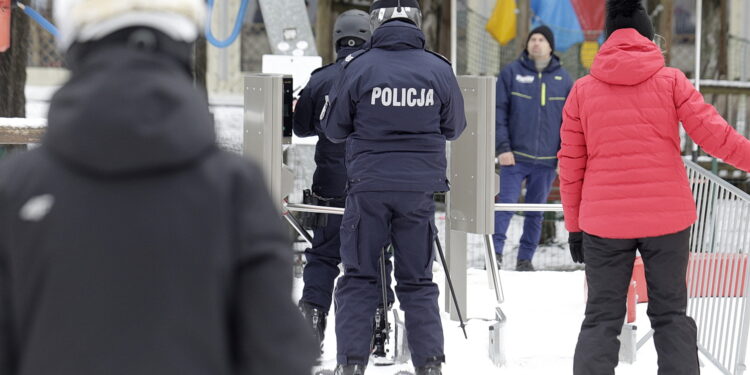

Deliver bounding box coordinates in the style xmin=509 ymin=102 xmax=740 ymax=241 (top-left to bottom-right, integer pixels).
xmin=243 ymin=74 xmax=295 ymax=208
xmin=446 ymin=76 xmax=506 ymax=366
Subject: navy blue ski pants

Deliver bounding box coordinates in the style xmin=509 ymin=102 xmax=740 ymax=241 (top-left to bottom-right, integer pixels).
xmin=493 ymin=161 xmax=557 ymax=260
xmin=300 ymin=199 xmax=394 ymax=312
xmin=335 ymin=191 xmax=443 ymax=367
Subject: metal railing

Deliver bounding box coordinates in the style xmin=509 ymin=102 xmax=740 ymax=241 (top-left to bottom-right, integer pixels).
xmin=685 ymin=158 xmax=750 ymax=375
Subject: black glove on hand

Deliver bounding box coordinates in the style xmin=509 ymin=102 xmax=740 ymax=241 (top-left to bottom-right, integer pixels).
xmin=568 ymin=232 xmax=584 ymax=264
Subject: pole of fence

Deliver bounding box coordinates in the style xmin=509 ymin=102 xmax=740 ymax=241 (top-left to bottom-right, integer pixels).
xmin=450 ymin=0 xmax=457 ymax=75
xmin=692 ymin=0 xmax=702 ymax=161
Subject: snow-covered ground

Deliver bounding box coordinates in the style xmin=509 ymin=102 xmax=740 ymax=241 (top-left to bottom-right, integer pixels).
xmin=295 ymin=267 xmax=727 ymax=374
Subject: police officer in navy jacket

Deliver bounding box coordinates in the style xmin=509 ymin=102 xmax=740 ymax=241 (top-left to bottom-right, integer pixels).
xmin=321 ymin=1 xmax=466 ymax=373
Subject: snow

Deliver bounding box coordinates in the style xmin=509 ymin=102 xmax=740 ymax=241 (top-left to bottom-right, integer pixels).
xmin=295 ymin=268 xmax=727 ymax=374
xmin=0 ymin=118 xmax=47 ymax=127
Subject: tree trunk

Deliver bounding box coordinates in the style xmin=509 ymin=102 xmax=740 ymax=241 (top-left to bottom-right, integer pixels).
xmin=315 ymin=0 xmax=333 ymax=64
xmin=516 ymin=0 xmax=531 ymax=56
xmin=193 ymin=35 xmax=208 ymax=96
xmin=0 ymin=4 xmax=29 ymax=156
xmin=0 ymin=4 xmax=29 ymax=118
xmin=658 ymin=0 xmax=674 ymax=66
xmin=701 ymin=0 xmax=723 ymax=80
xmin=437 ymin=0 xmax=452 ymax=59
xmin=421 ymin=0 xmax=440 ymax=51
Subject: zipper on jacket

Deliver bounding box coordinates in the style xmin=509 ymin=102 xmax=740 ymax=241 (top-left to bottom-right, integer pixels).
xmin=540 ymin=73 xmax=546 ymax=107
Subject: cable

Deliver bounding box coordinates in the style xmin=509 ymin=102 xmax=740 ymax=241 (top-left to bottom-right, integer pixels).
xmin=205 ymin=0 xmax=249 ymax=48
xmin=15 ymin=0 xmax=250 ymax=47
xmin=15 ymin=1 xmax=59 ymax=37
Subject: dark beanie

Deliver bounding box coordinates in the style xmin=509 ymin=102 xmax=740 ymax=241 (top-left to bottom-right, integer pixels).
xmin=370 ymin=0 xmax=420 ymax=12
xmin=527 ymin=25 xmax=555 ymax=52
xmin=605 ymin=0 xmax=654 ymax=40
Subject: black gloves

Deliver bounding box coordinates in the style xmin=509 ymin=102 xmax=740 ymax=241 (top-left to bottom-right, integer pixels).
xmin=568 ymin=232 xmax=584 ymax=264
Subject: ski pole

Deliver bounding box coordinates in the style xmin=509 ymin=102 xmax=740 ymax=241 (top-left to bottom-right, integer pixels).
xmin=434 ymin=236 xmax=468 ymax=339
xmin=379 ymin=246 xmax=389 ymax=337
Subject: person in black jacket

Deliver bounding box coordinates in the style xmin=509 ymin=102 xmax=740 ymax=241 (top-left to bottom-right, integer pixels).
xmin=0 ymin=1 xmax=317 ymax=374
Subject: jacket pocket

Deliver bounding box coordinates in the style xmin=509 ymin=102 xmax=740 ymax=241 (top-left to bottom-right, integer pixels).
xmin=510 ymin=91 xmax=532 ymax=100
xmin=340 ymin=211 xmax=360 ymax=270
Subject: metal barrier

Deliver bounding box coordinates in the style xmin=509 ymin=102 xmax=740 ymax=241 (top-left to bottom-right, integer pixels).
xmin=685 ymin=158 xmax=750 ymax=375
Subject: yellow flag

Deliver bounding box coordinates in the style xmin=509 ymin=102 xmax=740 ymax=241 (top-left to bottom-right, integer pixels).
xmin=485 ymin=0 xmax=517 ymax=46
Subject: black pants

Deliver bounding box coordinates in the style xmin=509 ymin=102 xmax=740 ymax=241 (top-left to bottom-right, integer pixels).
xmin=573 ymin=228 xmax=699 ymax=375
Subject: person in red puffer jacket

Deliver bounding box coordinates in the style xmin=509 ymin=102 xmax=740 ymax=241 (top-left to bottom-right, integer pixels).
xmin=558 ymin=1 xmax=750 ymax=374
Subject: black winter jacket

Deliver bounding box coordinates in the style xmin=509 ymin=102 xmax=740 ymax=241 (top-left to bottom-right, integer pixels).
xmin=0 ymin=40 xmax=316 ymax=375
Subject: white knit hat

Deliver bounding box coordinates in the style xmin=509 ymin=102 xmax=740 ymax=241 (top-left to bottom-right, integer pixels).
xmin=54 ymin=0 xmax=206 ymax=50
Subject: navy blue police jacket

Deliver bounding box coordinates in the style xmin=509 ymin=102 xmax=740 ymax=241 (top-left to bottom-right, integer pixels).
xmin=293 ymin=46 xmax=360 ymax=199
xmin=495 ymin=51 xmax=573 ymax=167
xmin=321 ymin=20 xmax=467 ymax=194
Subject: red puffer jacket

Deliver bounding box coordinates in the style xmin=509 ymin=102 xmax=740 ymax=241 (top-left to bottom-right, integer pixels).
xmin=558 ymin=28 xmax=750 ymax=239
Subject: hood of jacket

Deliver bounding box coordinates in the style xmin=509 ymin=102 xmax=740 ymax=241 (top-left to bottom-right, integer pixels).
xmin=590 ymin=28 xmax=664 ymax=86
xmin=370 ymin=20 xmax=425 ymax=51
xmin=44 ymin=44 xmax=216 ymax=177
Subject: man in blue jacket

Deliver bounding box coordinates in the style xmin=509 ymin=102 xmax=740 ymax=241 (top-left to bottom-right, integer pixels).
xmin=293 ymin=9 xmax=394 ymax=357
xmin=493 ymin=26 xmax=573 ymax=271
xmin=321 ymin=1 xmax=466 ymax=374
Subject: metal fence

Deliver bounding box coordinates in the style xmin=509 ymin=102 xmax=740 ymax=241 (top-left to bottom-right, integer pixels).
xmin=686 ymin=158 xmax=750 ymax=375
xmin=25 ymin=2 xmax=63 ymax=68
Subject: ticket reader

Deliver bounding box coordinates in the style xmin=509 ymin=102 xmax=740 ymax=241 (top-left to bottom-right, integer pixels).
xmin=243 ymin=74 xmax=295 ymax=207
xmin=446 ymin=76 xmax=506 ymax=366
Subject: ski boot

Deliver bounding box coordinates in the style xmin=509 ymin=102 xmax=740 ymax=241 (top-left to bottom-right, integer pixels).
xmin=415 ymin=356 xmax=445 ymax=375
xmin=370 ymin=304 xmax=391 ymax=362
xmin=516 ymin=259 xmax=535 ymax=272
xmin=299 ymin=301 xmax=327 ymax=355
xmin=334 ymin=363 xmax=366 ymax=375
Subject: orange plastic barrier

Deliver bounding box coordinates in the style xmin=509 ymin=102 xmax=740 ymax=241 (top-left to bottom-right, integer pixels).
xmin=0 ymin=0 xmax=10 ymax=53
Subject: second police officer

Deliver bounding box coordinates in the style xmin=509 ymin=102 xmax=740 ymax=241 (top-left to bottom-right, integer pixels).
xmin=322 ymin=1 xmax=467 ymax=374
xmin=293 ymin=9 xmax=395 ymax=358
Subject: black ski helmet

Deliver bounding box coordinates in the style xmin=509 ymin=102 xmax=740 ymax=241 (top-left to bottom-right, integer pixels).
xmin=369 ymin=0 xmax=422 ymax=30
xmin=333 ymin=9 xmax=372 ymax=51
